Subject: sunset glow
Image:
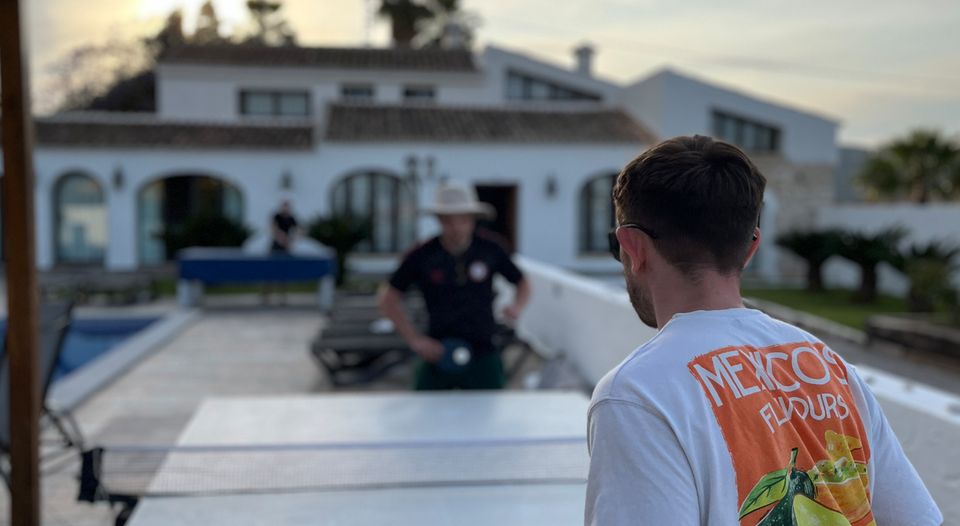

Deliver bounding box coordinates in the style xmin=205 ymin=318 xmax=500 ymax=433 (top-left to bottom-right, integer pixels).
xmin=137 ymin=0 xmax=249 ymax=33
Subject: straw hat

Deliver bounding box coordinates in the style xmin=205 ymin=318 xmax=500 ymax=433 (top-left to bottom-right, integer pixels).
xmin=421 ymin=180 xmax=496 ymax=219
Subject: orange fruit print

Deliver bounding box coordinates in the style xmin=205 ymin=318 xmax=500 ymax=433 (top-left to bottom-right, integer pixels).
xmin=688 ymin=342 xmax=875 ymax=526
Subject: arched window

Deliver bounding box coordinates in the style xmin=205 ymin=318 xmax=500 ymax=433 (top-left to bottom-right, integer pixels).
xmin=579 ymin=174 xmax=616 ymax=253
xmin=54 ymin=172 xmax=106 ymax=265
xmin=137 ymin=175 xmax=244 ymax=265
xmin=331 ymin=172 xmax=416 ymax=253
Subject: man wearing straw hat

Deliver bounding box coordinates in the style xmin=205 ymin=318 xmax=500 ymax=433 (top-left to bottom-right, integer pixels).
xmin=379 ymin=180 xmax=531 ymax=390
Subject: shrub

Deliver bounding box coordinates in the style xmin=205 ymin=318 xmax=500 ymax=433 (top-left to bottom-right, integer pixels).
xmin=895 ymin=242 xmax=959 ymax=313
xmin=160 ymin=212 xmax=252 ymax=258
xmin=775 ymin=229 xmax=843 ymax=292
xmin=836 ymin=227 xmax=907 ymax=303
xmin=307 ymin=214 xmax=372 ymax=286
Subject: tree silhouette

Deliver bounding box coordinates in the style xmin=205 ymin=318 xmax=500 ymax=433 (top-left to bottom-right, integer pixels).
xmin=378 ymin=0 xmax=434 ymax=47
xmin=244 ymin=0 xmax=297 ymax=46
xmin=193 ymin=1 xmax=226 ymax=45
xmin=775 ymin=229 xmax=843 ymax=292
xmin=859 ymin=130 xmax=960 ymax=203
xmin=836 ymin=228 xmax=907 ymax=303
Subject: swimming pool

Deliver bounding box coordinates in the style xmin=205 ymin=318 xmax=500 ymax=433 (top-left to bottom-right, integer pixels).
xmin=0 ymin=317 xmax=158 ymax=382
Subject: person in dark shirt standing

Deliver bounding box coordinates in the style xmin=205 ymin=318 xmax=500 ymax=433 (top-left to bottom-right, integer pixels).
xmin=271 ymin=200 xmax=299 ymax=253
xmin=378 ymin=181 xmax=531 ymax=390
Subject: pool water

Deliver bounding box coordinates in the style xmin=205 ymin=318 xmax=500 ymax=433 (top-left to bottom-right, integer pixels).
xmin=0 ymin=317 xmax=158 ymax=382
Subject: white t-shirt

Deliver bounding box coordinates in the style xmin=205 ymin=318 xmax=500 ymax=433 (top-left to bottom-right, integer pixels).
xmin=586 ymin=307 xmax=943 ymax=526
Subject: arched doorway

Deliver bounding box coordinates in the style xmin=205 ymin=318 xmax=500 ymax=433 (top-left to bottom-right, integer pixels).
xmin=330 ymin=171 xmax=416 ymax=253
xmin=579 ymin=173 xmax=617 ymax=254
xmin=137 ymin=174 xmax=243 ymax=265
xmin=54 ymin=171 xmax=107 ymax=265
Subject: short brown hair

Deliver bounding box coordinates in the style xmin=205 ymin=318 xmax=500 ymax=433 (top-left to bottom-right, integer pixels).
xmin=613 ymin=135 xmax=766 ymax=276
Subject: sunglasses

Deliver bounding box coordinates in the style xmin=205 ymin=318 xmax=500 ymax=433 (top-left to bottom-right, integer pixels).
xmin=608 ymin=223 xmax=659 ymax=262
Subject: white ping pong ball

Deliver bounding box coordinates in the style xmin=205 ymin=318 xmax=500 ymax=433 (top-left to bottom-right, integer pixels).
xmin=453 ymin=347 xmax=471 ymax=365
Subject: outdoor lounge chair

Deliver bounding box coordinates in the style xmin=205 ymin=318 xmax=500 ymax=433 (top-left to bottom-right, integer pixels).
xmin=0 ymin=300 xmax=84 ymax=491
xmin=310 ymin=292 xmax=426 ymax=386
xmin=310 ymin=290 xmax=535 ymax=386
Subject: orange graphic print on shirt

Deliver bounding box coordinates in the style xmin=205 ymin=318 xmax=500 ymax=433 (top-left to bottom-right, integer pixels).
xmin=688 ymin=342 xmax=875 ymax=526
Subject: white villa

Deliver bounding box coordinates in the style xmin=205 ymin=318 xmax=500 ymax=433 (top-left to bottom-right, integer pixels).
xmin=22 ymin=41 xmax=838 ymax=281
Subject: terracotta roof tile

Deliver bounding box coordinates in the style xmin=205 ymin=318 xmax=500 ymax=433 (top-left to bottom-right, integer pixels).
xmin=324 ymin=104 xmax=657 ymax=144
xmin=159 ymin=44 xmax=477 ymax=72
xmin=34 ymin=118 xmax=313 ymax=149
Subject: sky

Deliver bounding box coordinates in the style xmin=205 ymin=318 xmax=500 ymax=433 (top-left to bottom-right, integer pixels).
xmin=24 ymin=0 xmax=960 ymax=147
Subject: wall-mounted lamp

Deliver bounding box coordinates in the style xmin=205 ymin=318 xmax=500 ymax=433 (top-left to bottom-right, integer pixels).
xmin=405 ymin=155 xmax=419 ymax=181
xmin=280 ymin=170 xmax=294 ymax=190
xmin=425 ymin=156 xmax=436 ymax=181
xmin=112 ymin=165 xmax=124 ymax=191
xmin=545 ymin=174 xmax=558 ymax=198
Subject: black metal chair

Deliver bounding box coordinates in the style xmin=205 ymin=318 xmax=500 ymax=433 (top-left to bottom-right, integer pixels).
xmin=0 ymin=301 xmax=84 ymax=490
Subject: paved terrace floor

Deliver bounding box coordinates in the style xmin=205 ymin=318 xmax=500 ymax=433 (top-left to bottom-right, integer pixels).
xmin=0 ymin=294 xmax=538 ymax=525
xmin=1 ymin=296 xmax=351 ymax=525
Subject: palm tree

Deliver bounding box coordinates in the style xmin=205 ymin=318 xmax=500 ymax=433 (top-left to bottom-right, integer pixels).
xmin=378 ymin=0 xmax=434 ymax=47
xmin=245 ymin=0 xmax=297 ymax=46
xmin=892 ymin=242 xmax=959 ymax=312
xmin=193 ymin=1 xmax=226 ymax=45
xmin=859 ymin=130 xmax=960 ymax=203
xmin=415 ymin=0 xmax=481 ymax=48
xmin=836 ymin=228 xmax=907 ymax=303
xmin=308 ymin=215 xmax=373 ymax=286
xmin=775 ymin=229 xmax=843 ymax=292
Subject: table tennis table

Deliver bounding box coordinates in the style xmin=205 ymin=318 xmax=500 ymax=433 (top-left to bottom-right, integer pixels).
xmin=176 ymin=247 xmax=335 ymax=309
xmin=123 ymin=391 xmax=590 ymax=525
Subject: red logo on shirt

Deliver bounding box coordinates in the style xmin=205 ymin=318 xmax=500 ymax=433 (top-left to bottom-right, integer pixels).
xmin=429 ymin=269 xmax=445 ymax=285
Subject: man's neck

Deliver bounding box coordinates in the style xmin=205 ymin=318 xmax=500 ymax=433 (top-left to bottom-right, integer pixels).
xmin=650 ymin=272 xmax=745 ymax=328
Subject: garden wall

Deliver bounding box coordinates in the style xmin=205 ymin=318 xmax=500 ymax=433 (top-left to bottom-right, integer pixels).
xmin=817 ymin=204 xmax=960 ymax=296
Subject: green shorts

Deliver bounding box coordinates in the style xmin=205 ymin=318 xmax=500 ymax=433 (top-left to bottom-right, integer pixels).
xmin=413 ymin=353 xmax=506 ymax=390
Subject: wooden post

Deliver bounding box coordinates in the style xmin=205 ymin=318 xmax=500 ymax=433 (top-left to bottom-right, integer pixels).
xmin=0 ymin=0 xmax=42 ymax=524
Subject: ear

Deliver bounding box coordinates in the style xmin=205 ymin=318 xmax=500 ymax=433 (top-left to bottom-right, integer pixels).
xmin=742 ymin=228 xmax=761 ymax=269
xmin=617 ymin=227 xmax=647 ymax=275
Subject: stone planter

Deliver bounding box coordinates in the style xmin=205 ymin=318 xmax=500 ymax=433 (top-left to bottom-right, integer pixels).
xmin=866 ymin=314 xmax=960 ymax=358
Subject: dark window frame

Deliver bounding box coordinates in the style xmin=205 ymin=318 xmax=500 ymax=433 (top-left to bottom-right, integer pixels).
xmin=711 ymin=109 xmax=781 ymax=153
xmin=579 ymin=174 xmax=617 ymax=254
xmin=402 ymin=85 xmax=436 ymax=103
xmin=505 ymin=69 xmax=602 ymax=102
xmin=340 ymin=84 xmax=376 ymax=102
xmin=331 ymin=172 xmax=415 ymax=254
xmin=53 ymin=171 xmax=107 ymax=267
xmin=238 ymin=89 xmax=311 ymax=117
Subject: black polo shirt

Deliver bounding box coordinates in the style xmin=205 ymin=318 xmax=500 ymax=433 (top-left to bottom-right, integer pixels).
xmin=388 ymin=234 xmax=524 ymax=355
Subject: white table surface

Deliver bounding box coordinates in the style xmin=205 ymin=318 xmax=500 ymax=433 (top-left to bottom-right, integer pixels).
xmin=127 ymin=391 xmax=591 ymax=526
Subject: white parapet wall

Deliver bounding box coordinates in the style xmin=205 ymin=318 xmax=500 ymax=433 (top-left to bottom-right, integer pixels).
xmin=510 ymin=255 xmax=960 ymax=522
xmin=505 ymin=256 xmax=658 ymax=385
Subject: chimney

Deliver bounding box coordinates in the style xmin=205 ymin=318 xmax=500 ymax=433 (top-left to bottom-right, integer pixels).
xmin=574 ymin=43 xmax=594 ymax=76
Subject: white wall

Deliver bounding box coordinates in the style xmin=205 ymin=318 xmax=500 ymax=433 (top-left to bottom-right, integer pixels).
xmin=818 ymin=204 xmax=960 ymax=294
xmin=157 ymin=64 xmax=489 ymax=122
xmin=480 ymin=46 xmax=622 ymax=106
xmin=509 ymin=256 xmax=657 ymax=384
xmin=156 ymin=46 xmax=628 ymax=123
xmin=511 ymin=256 xmax=960 ymax=522
xmin=34 ymin=147 xmax=316 ymax=270
xmin=321 ymin=142 xmax=641 ymax=276
xmin=33 ymin=140 xmax=643 ymax=272
xmin=622 ymin=69 xmax=838 ymax=165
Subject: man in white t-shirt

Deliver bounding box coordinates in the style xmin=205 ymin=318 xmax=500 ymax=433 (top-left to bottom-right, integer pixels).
xmin=586 ymin=135 xmax=942 ymax=526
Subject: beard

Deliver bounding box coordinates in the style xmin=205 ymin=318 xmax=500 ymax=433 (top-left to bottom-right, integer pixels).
xmin=625 ymin=272 xmax=658 ymax=329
